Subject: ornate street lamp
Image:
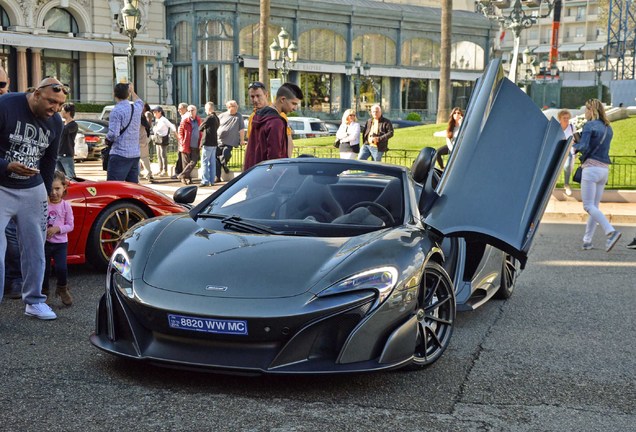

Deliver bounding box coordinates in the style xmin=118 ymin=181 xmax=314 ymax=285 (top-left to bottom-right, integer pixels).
xmin=145 ymin=54 xmax=173 ymax=104
xmin=594 ymin=50 xmax=605 ymax=100
xmin=120 ymin=0 xmax=141 ymax=83
xmin=345 ymin=53 xmax=371 ymax=117
xmin=269 ymin=27 xmax=298 ymax=82
xmin=476 ymin=0 xmax=556 ymax=83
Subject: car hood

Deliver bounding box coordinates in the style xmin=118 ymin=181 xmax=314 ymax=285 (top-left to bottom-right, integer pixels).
xmin=141 ymin=217 xmax=378 ymax=299
xmin=424 ymin=59 xmax=569 ymax=267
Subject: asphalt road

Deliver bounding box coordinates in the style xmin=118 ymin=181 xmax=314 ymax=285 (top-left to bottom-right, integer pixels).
xmin=1 ymin=223 xmax=634 ymax=432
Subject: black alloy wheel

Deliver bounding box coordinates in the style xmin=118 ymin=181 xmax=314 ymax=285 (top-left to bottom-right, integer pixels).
xmin=494 ymin=254 xmax=519 ymax=299
xmin=407 ymin=261 xmax=455 ymax=369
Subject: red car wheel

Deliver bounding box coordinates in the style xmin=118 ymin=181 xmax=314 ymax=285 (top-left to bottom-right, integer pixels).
xmin=87 ymin=202 xmax=150 ymax=270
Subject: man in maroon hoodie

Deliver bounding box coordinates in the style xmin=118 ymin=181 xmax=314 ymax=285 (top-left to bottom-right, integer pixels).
xmin=243 ymin=83 xmax=303 ymax=171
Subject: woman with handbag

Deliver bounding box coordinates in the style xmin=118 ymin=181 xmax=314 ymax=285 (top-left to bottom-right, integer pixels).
xmin=151 ymin=106 xmax=176 ymax=177
xmin=573 ymin=98 xmax=621 ymax=252
xmin=335 ymin=109 xmax=360 ymax=159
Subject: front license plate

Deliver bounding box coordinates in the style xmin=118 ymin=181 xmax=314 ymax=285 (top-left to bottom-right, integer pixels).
xmin=167 ymin=314 xmax=248 ymax=335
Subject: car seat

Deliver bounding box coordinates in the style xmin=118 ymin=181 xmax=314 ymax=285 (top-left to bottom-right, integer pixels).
xmin=374 ymin=178 xmax=403 ymax=223
xmin=283 ymin=176 xmax=344 ymax=222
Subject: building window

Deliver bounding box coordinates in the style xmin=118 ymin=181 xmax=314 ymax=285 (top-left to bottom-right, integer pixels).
xmin=401 ymin=79 xmax=428 ymax=110
xmin=353 ymin=34 xmax=396 ymax=66
xmin=298 ymin=29 xmax=346 ymax=62
xmin=1 ymin=5 xmax=10 ymax=71
xmin=174 ymin=21 xmax=192 ymax=62
xmin=451 ymin=41 xmax=485 ymax=70
xmin=198 ymin=20 xmax=234 ymax=62
xmin=239 ymin=23 xmax=280 ymax=57
xmin=42 ymin=49 xmax=79 ymax=100
xmin=44 ymin=7 xmax=79 ymax=35
xmin=401 ymin=38 xmax=440 ymax=68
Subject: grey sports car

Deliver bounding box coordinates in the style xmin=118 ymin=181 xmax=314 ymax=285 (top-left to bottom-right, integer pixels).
xmin=90 ymin=60 xmax=568 ymax=374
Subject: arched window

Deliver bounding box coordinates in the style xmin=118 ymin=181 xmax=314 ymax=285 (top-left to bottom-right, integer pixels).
xmin=352 ymin=34 xmax=396 ymax=66
xmin=42 ymin=8 xmax=79 ymax=99
xmin=44 ymin=7 xmax=79 ymax=35
xmin=401 ymin=38 xmax=440 ymax=68
xmin=1 ymin=5 xmax=10 ymax=71
xmin=198 ymin=19 xmax=234 ymax=62
xmin=451 ymin=41 xmax=485 ymax=70
xmin=239 ymin=23 xmax=280 ymax=57
xmin=298 ymin=29 xmax=346 ymax=62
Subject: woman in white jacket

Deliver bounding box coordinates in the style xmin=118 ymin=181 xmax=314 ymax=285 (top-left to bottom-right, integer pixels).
xmin=335 ymin=109 xmax=360 ymax=159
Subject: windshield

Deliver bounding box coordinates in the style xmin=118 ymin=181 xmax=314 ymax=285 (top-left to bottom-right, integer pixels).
xmin=198 ymin=161 xmax=405 ymax=235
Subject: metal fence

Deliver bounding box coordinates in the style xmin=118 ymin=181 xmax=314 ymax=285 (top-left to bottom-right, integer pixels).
xmin=161 ymin=146 xmax=636 ymax=190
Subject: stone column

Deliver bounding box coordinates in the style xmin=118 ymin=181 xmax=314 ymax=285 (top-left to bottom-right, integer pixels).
xmin=31 ymin=48 xmax=42 ymax=86
xmin=16 ymin=47 xmax=28 ymax=92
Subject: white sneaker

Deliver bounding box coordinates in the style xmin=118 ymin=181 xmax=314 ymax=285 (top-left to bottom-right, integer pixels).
xmin=564 ymin=185 xmax=572 ymax=196
xmin=25 ymin=303 xmax=57 ymax=320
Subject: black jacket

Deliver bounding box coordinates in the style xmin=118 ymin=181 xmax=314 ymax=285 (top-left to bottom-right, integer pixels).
xmin=362 ymin=116 xmax=394 ymax=152
xmin=59 ymin=120 xmax=78 ymax=157
xmin=199 ymin=113 xmax=220 ymax=147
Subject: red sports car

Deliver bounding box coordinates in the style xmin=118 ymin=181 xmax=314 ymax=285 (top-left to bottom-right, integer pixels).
xmin=66 ymin=178 xmax=193 ymax=270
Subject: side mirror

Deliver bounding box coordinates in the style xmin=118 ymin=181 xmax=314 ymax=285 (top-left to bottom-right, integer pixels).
xmin=173 ymin=185 xmax=197 ymax=206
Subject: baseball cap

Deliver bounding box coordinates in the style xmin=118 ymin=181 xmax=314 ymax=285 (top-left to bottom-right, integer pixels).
xmin=151 ymin=105 xmax=164 ymax=113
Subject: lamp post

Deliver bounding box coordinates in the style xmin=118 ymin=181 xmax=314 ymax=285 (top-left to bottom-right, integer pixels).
xmin=476 ymin=0 xmax=556 ymax=83
xmin=345 ymin=53 xmax=371 ymax=117
xmin=269 ymin=27 xmax=298 ymax=82
xmin=120 ymin=0 xmax=141 ymax=84
xmin=594 ymin=50 xmax=604 ymax=101
xmin=145 ymin=54 xmax=173 ymax=104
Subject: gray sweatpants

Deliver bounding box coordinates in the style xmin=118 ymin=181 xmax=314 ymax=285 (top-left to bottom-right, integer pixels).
xmin=0 ymin=184 xmax=48 ymax=304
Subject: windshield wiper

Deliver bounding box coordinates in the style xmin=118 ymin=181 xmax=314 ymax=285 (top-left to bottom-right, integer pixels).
xmin=197 ymin=213 xmax=275 ymax=234
xmin=222 ymin=216 xmax=275 ymax=234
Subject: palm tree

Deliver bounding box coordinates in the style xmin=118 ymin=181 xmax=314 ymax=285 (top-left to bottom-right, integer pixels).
xmin=436 ymin=0 xmax=452 ymax=124
xmin=259 ymin=0 xmax=270 ymax=89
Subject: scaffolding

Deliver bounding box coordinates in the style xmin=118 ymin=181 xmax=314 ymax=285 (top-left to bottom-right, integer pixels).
xmin=607 ymin=0 xmax=636 ymax=79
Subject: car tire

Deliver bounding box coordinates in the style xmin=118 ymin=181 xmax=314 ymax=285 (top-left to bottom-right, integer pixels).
xmin=494 ymin=254 xmax=518 ymax=299
xmin=406 ymin=261 xmax=456 ymax=369
xmin=86 ymin=202 xmax=150 ymax=271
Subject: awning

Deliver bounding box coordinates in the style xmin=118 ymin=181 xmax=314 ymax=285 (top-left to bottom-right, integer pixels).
xmin=0 ymin=31 xmax=169 ymax=57
xmin=559 ymin=43 xmax=586 ymax=53
xmin=582 ymin=41 xmax=606 ymax=52
xmin=531 ymin=43 xmax=586 ymax=54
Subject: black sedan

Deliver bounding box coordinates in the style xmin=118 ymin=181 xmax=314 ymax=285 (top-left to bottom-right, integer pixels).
xmin=90 ymin=60 xmax=568 ymax=374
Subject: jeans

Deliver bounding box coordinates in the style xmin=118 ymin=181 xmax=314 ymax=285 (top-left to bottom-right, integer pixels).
xmin=580 ymin=166 xmax=614 ymax=243
xmin=106 ymin=154 xmax=140 ymax=183
xmin=43 ymin=242 xmax=68 ymax=291
xmin=200 ymin=146 xmax=217 ymax=185
xmin=358 ymin=144 xmax=383 ymax=162
xmin=56 ymin=156 xmax=76 ymax=178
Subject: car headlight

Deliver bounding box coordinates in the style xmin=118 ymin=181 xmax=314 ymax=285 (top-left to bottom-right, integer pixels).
xmin=319 ymin=267 xmax=398 ymax=306
xmin=109 ymin=247 xmax=133 ymax=298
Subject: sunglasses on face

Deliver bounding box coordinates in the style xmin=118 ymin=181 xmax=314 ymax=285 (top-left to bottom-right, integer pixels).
xmin=0 ymin=82 xmax=7 ymax=89
xmin=248 ymin=81 xmax=265 ymax=90
xmin=37 ymin=83 xmax=70 ymax=95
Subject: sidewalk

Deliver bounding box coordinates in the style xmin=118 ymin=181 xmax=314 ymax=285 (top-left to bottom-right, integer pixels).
xmin=74 ymin=160 xmax=636 ymax=224
xmin=545 ymin=189 xmax=636 ymax=224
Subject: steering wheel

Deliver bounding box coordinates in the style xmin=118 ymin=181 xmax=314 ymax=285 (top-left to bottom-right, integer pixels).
xmin=347 ymin=201 xmax=395 ymax=226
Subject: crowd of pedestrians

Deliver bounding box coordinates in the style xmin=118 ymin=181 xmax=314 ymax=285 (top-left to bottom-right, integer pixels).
xmin=1 ymin=70 xmax=635 ymax=323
